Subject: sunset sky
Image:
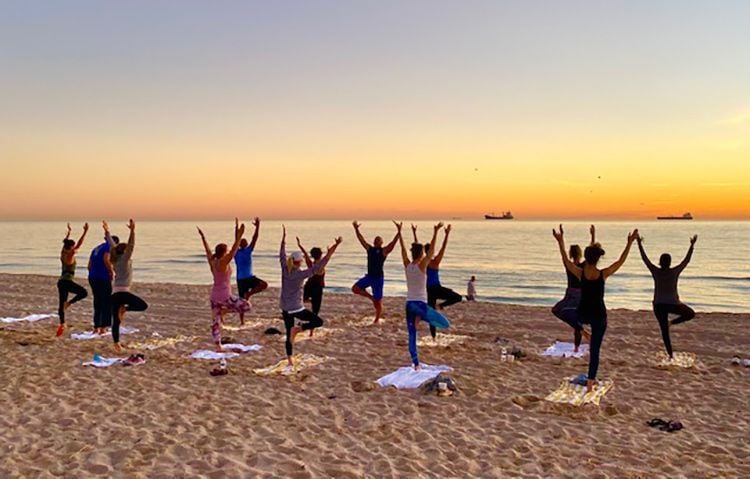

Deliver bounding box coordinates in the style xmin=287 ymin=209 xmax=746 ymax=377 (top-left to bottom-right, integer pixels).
xmin=1 ymin=1 xmax=749 ymax=220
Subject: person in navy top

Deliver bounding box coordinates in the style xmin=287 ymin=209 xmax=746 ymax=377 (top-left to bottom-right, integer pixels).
xmin=234 ymin=217 xmax=268 ymax=301
xmin=88 ymin=222 xmax=115 ymax=334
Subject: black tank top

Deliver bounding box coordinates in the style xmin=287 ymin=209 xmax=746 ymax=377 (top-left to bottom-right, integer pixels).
xmin=578 ymin=266 xmax=606 ymax=319
xmin=566 ymin=262 xmax=583 ymax=288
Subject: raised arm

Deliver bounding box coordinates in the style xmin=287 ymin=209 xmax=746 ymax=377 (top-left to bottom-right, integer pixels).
xmin=124 ymin=219 xmax=135 ymax=257
xmin=296 ymin=236 xmax=313 ymax=268
xmin=249 ymin=217 xmax=261 ymax=250
xmin=675 ymin=235 xmax=697 ymax=272
xmin=352 ymin=221 xmax=370 ymax=250
xmin=590 ymin=224 xmax=597 ymax=246
xmin=220 ymin=218 xmax=245 ymax=268
xmin=197 ymin=226 xmax=212 ymax=266
xmin=420 ymin=222 xmax=442 ymax=271
xmin=432 ymin=224 xmax=451 ymax=266
xmin=636 ymin=235 xmax=657 ymax=273
xmin=553 ymin=224 xmax=582 ymax=280
xmin=279 ymin=225 xmax=287 ymax=270
xmin=103 ymin=251 xmax=113 ymax=280
xmin=602 ymin=229 xmax=638 ymax=280
xmin=411 ymin=224 xmax=419 ymax=243
xmin=312 ymin=236 xmax=343 ymax=274
xmin=74 ymin=222 xmax=89 ymax=250
xmin=383 ymin=222 xmax=402 ymax=256
xmin=397 ymin=226 xmax=409 ymax=267
xmin=103 ymin=221 xmax=116 ymax=249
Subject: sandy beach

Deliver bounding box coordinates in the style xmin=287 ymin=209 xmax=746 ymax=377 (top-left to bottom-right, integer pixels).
xmin=0 ymin=272 xmax=748 ymax=478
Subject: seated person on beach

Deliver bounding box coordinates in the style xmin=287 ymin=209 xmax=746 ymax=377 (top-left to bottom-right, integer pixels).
xmin=466 ymin=276 xmax=476 ymax=301
xmin=351 ymin=221 xmax=400 ymax=324
xmin=637 ymin=233 xmax=697 ymax=359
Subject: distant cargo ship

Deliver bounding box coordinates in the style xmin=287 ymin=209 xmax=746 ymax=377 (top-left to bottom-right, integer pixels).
xmin=485 ymin=211 xmax=514 ymax=220
xmin=657 ymin=212 xmax=693 ymax=220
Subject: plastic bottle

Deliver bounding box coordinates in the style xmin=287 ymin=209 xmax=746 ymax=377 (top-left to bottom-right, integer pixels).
xmin=219 ymin=358 xmax=227 ymax=370
xmin=501 ymin=348 xmax=507 ymax=362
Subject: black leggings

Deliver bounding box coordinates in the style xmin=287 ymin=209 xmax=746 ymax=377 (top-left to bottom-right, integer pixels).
xmin=304 ymin=282 xmax=324 ymax=315
xmin=427 ymin=285 xmax=462 ymax=338
xmin=89 ymin=279 xmax=113 ymax=329
xmin=282 ymin=309 xmax=323 ymax=356
xmin=586 ymin=316 xmax=607 ymax=380
xmin=57 ymin=280 xmax=88 ymax=325
xmin=653 ymin=303 xmax=695 ymax=357
xmin=111 ymin=292 xmax=148 ymax=343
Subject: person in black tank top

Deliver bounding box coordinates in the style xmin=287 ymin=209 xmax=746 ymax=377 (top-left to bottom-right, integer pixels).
xmin=554 ymin=224 xmax=638 ymax=392
xmin=551 ymin=225 xmax=597 ymax=351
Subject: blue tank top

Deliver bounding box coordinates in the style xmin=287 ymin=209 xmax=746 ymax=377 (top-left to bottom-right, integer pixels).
xmin=88 ymin=241 xmax=111 ymax=281
xmin=234 ymin=246 xmax=253 ymax=280
xmin=367 ymin=247 xmax=385 ymax=278
xmin=426 ymin=266 xmax=441 ymax=287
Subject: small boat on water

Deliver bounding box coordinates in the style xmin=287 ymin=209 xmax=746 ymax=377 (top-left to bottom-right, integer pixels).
xmin=657 ymin=212 xmax=693 ymax=220
xmin=485 ymin=211 xmax=514 ymax=220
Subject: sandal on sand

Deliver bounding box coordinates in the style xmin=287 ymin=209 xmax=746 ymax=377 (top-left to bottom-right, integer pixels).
xmin=647 ymin=418 xmax=668 ymax=428
xmin=661 ymin=421 xmax=684 ymax=433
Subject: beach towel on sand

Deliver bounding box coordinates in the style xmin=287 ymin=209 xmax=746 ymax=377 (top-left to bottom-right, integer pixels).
xmin=542 ymin=341 xmax=589 ymax=359
xmin=190 ymin=344 xmax=261 ymax=360
xmin=656 ymin=351 xmax=697 ymax=368
xmin=253 ymin=353 xmax=330 ymax=376
xmin=376 ymin=364 xmax=453 ymax=389
xmin=130 ymin=334 xmax=196 ymax=350
xmin=0 ymin=313 xmax=57 ymax=323
xmin=71 ymin=326 xmax=138 ymax=340
xmin=417 ymin=334 xmax=470 ymax=348
xmin=83 ymin=354 xmax=146 ymax=368
xmin=545 ymin=377 xmax=613 ymax=406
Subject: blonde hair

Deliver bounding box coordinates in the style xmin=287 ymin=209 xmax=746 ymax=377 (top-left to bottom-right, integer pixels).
xmin=286 ymin=257 xmax=296 ymax=273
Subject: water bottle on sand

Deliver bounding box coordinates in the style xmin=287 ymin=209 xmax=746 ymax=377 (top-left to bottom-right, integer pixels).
xmin=501 ymin=348 xmax=508 ymax=362
xmin=219 ymin=358 xmax=227 ymax=371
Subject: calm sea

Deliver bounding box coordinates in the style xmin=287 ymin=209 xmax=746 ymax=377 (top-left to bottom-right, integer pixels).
xmin=0 ymin=221 xmax=747 ymax=313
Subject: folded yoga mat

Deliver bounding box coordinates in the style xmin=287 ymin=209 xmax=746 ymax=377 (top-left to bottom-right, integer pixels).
xmin=417 ymin=334 xmax=470 ymax=348
xmin=542 ymin=341 xmax=589 ymax=358
xmin=545 ymin=377 xmax=614 ymax=406
xmin=656 ymin=351 xmax=697 ymax=368
xmin=71 ymin=326 xmax=139 ymax=340
xmin=253 ymin=353 xmax=330 ymax=377
xmin=376 ymin=364 xmax=453 ymax=389
xmin=0 ymin=313 xmax=57 ymax=323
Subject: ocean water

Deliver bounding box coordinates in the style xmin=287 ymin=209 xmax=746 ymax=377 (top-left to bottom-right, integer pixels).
xmin=0 ymin=221 xmax=748 ymax=313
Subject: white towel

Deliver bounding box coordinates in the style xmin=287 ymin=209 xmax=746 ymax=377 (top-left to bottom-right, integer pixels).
xmin=190 ymin=350 xmax=241 ymax=360
xmin=0 ymin=313 xmax=57 ymax=323
xmin=376 ymin=364 xmax=453 ymax=389
xmin=222 ymin=343 xmax=263 ymax=353
xmin=82 ymin=356 xmax=127 ymax=368
xmin=542 ymin=341 xmax=589 ymax=358
xmin=71 ymin=326 xmax=139 ymax=340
